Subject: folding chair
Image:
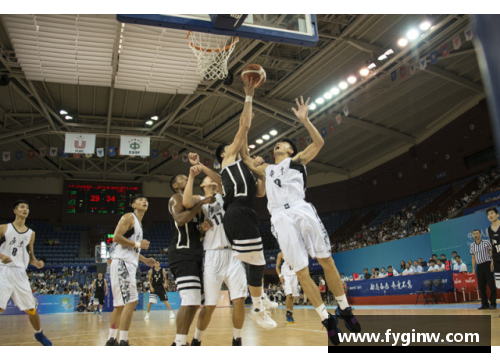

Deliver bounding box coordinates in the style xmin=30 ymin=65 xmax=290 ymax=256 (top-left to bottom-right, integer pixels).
xmin=431 ymin=279 xmax=447 ymax=304
xmin=415 ymin=280 xmax=435 ymax=305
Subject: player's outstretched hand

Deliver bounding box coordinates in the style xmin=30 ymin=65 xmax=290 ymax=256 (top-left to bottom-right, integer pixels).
xmin=189 ymin=152 xmax=200 ymax=166
xmin=242 ymin=76 xmax=256 ymax=97
xmin=291 ymin=96 xmax=310 ymax=123
xmin=0 ymin=254 xmax=12 ymax=264
xmin=190 ymin=165 xmax=203 ymax=177
xmin=201 ymin=220 xmax=213 ymax=232
xmin=202 ymin=196 xmax=216 ymax=205
xmin=253 ymin=156 xmax=265 ymax=167
xmin=140 ymin=239 xmax=150 ymax=250
xmin=34 ymin=260 xmax=44 ymax=269
xmin=150 ymin=286 xmax=155 ymax=293
xmin=145 ymin=258 xmax=156 ymax=268
xmin=279 ymin=276 xmax=284 ymax=284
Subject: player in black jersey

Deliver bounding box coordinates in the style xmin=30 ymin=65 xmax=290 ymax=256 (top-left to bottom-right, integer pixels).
xmin=169 ymin=172 xmax=215 ymax=346
xmin=486 ymin=207 xmax=500 ymax=297
xmin=145 ymin=261 xmax=175 ymax=320
xmin=90 ymin=273 xmax=108 ymax=316
xmin=215 ymin=78 xmax=276 ymax=329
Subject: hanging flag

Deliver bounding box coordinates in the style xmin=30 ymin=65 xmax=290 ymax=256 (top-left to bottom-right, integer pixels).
xmin=14 ymin=151 xmax=23 ymax=160
xmin=336 ymin=113 xmax=342 ymax=125
xmin=151 ymin=149 xmax=159 ymax=159
xmin=441 ymin=43 xmax=450 ymax=58
xmin=452 ymin=34 xmax=462 ymax=50
xmin=182 ymin=153 xmax=189 ymax=163
xmin=409 ymin=64 xmax=416 ymax=75
xmin=320 ymin=128 xmax=327 ymax=138
xmin=400 ymin=66 xmax=406 ymax=79
xmin=298 ymin=138 xmax=304 ymax=147
xmin=85 ymin=154 xmax=92 ymax=158
xmin=429 ymin=50 xmax=438 ymax=64
xmin=73 ymin=153 xmax=80 ymax=159
xmin=40 ymin=147 xmax=47 ymax=157
xmin=172 ymin=151 xmax=179 ymax=159
xmin=2 ymin=151 xmax=10 ymax=162
xmin=119 ymin=135 xmax=150 ymax=157
xmin=107 ymin=147 xmax=115 ymax=157
xmin=61 ymin=148 xmax=68 ymax=158
xmin=64 ymin=133 xmax=96 ymax=154
xmin=214 ymin=161 xmax=221 ymax=169
xmin=96 ymin=148 xmax=104 ymax=158
xmin=390 ymin=70 xmax=397 ymax=82
xmin=264 ymin=155 xmax=270 ymax=163
xmin=329 ymin=121 xmax=335 ymax=132
xmin=162 ymin=149 xmax=170 ymax=159
xmin=419 ymin=56 xmax=427 ymax=70
xmin=49 ymin=147 xmax=57 ymax=157
xmin=292 ymin=138 xmax=297 ymax=145
xmin=343 ymin=105 xmax=349 ymax=117
xmin=203 ymin=158 xmax=211 ymax=167
xmin=27 ymin=149 xmax=35 ymax=159
xmin=464 ymin=26 xmax=474 ymax=41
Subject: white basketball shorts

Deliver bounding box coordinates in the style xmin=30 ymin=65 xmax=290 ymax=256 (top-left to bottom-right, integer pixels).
xmin=110 ymin=259 xmax=138 ymax=307
xmin=271 ymin=201 xmax=332 ymax=273
xmin=204 ymin=249 xmax=247 ymax=305
xmin=283 ymin=274 xmax=300 ymax=297
xmin=0 ymin=266 xmax=37 ymax=311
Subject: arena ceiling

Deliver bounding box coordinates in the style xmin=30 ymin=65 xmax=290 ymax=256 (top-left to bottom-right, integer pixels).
xmin=0 ymin=14 xmax=485 ymax=185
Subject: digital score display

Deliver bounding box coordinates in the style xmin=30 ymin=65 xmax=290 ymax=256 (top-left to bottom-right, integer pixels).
xmin=66 ymin=182 xmax=141 ymax=215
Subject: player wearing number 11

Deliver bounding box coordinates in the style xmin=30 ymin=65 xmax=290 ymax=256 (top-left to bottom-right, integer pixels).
xmin=0 ymin=200 xmax=52 ymax=345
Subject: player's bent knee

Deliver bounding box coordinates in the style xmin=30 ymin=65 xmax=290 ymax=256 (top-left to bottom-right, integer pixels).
xmin=26 ymin=308 xmax=36 ymax=315
xmin=248 ymin=264 xmax=265 ymax=287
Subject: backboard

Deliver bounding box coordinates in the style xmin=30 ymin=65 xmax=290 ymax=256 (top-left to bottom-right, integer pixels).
xmin=116 ymin=14 xmax=319 ymax=47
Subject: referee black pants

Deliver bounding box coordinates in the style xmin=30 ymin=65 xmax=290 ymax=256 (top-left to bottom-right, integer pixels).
xmin=477 ymin=262 xmax=497 ymax=306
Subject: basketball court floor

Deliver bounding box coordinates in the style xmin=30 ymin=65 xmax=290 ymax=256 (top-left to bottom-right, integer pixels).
xmin=1 ymin=304 xmax=499 ymax=346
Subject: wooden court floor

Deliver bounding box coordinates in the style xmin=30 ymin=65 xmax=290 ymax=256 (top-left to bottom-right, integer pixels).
xmin=1 ymin=305 xmax=499 ymax=346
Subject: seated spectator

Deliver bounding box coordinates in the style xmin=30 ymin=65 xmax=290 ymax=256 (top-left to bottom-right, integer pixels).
xmin=54 ymin=239 xmax=60 ymax=246
xmin=436 ymin=259 xmax=445 ymax=271
xmin=340 ymin=273 xmax=348 ymax=283
xmin=427 ymin=260 xmax=438 ymax=272
xmin=373 ymin=268 xmax=380 ymax=279
xmin=412 ymin=261 xmax=423 ymax=274
xmin=440 ymin=254 xmax=447 ymax=263
xmin=76 ymin=299 xmax=86 ymax=313
xmin=379 ymin=268 xmax=388 ymax=278
xmin=428 ymin=254 xmax=438 ymax=263
xmin=363 ymin=268 xmax=371 ymax=280
xmin=402 ymin=263 xmax=414 ymax=276
xmin=417 ymin=258 xmax=423 ymax=266
xmin=451 ymin=251 xmax=458 ymax=267
xmin=399 ymin=261 xmax=406 ymax=272
xmin=387 ymin=266 xmax=399 ymax=277
xmin=453 ymin=256 xmax=468 ymax=273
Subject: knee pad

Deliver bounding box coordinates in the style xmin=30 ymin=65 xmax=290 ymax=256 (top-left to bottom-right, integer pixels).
xmin=26 ymin=308 xmax=36 ymax=316
xmin=247 ymin=264 xmax=265 ymax=287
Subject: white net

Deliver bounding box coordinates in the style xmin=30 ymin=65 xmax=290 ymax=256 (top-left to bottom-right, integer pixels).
xmin=187 ymin=31 xmax=239 ymax=81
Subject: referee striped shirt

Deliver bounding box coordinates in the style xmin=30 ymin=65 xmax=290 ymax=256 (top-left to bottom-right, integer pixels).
xmin=470 ymin=239 xmax=492 ymax=265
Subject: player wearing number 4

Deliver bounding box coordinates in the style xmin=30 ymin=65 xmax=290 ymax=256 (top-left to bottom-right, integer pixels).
xmin=243 ymin=96 xmax=361 ymax=346
xmin=0 ymin=200 xmax=52 ymax=346
xmin=183 ymin=157 xmax=248 ymax=346
xmin=105 ymin=195 xmax=156 ymax=346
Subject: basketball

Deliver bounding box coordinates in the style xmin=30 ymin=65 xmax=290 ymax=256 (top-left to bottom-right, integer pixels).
xmin=241 ymin=64 xmax=266 ymax=88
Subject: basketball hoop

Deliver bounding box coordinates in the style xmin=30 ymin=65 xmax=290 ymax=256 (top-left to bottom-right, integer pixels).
xmin=187 ymin=31 xmax=239 ymax=81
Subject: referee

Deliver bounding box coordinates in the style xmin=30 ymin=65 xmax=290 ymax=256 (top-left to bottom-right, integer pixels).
xmin=470 ymin=229 xmax=497 ymax=310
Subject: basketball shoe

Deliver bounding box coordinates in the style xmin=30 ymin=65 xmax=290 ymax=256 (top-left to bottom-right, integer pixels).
xmin=34 ymin=330 xmax=52 ymax=346
xmin=262 ymin=294 xmax=278 ymax=309
xmin=249 ymin=308 xmax=277 ymax=329
xmin=105 ymin=338 xmax=118 ymax=346
xmin=335 ymin=306 xmax=361 ymax=332
xmin=322 ymin=313 xmax=341 ymax=346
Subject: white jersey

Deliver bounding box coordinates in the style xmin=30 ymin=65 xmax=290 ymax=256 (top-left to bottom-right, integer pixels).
xmin=281 ymin=258 xmax=295 ymax=276
xmin=0 ymin=223 xmax=32 ymax=269
xmin=201 ymin=193 xmax=231 ymax=250
xmin=110 ymin=213 xmax=142 ymax=267
xmin=265 ymin=157 xmax=307 ymax=214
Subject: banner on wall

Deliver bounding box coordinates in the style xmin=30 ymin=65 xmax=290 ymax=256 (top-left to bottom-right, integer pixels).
xmin=64 ymin=133 xmax=96 ymax=154
xmin=463 ymin=200 xmax=500 ymax=215
xmin=143 ymin=292 xmax=181 ymax=311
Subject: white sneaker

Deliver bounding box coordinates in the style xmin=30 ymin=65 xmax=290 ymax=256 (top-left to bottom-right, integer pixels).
xmin=169 ymin=312 xmax=176 ymax=319
xmin=144 ymin=314 xmax=149 ymax=320
xmin=249 ymin=308 xmax=277 ymax=329
xmin=262 ymin=297 xmax=278 ymax=310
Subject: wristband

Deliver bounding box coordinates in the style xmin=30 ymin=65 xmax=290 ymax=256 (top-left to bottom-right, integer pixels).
xmin=135 ymin=241 xmax=141 ymax=248
xmin=279 ymin=274 xmax=282 ymax=278
xmin=245 ymin=95 xmax=253 ymax=103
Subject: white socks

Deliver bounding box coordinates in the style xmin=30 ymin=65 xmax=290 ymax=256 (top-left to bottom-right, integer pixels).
xmin=119 ymin=330 xmax=128 ymax=342
xmin=175 ymin=334 xmax=187 ymax=346
xmin=315 ymin=304 xmax=329 ymax=321
xmin=335 ymin=294 xmax=350 ymax=310
xmin=233 ymin=328 xmax=242 ymax=339
xmin=194 ymin=328 xmax=204 ymax=341
xmin=251 ymin=296 xmax=263 ymax=311
xmin=108 ymin=328 xmax=117 ymax=340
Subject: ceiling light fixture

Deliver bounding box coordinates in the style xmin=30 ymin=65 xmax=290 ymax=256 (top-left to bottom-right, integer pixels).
xmin=269 ymin=130 xmax=278 ymax=136
xmin=397 ymin=38 xmax=408 ymax=47
xmin=359 ymin=68 xmax=369 ymax=76
xmin=339 ymin=81 xmax=348 ymax=90
xmin=347 ymin=76 xmax=357 ymax=84
xmin=262 ymin=134 xmax=270 ymax=140
xmin=256 ymin=139 xmax=263 ymax=144
xmin=419 ymin=21 xmax=431 ymax=31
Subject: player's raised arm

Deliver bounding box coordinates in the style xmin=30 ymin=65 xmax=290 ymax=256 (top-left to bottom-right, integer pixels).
xmin=291 ymin=96 xmax=324 ymax=165
xmin=182 ymin=165 xmax=203 ymax=209
xmin=188 ymin=152 xmax=223 ymax=192
xmin=170 ymin=194 xmax=214 ymax=227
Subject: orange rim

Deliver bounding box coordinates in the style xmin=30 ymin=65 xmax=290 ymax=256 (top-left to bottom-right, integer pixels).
xmin=187 ymin=31 xmax=239 ymax=53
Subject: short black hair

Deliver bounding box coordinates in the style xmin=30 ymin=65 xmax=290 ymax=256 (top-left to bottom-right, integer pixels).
xmin=130 ymin=194 xmax=147 ymax=206
xmin=388 ymin=265 xmax=393 ymax=269
xmin=432 ymin=254 xmax=437 ymax=257
xmin=216 ymin=142 xmax=229 ymax=165
xmin=375 ymin=268 xmax=379 ymax=272
xmin=13 ymin=200 xmax=29 ymax=210
xmin=486 ymin=207 xmax=499 ymax=215
xmin=430 ymin=259 xmax=436 ymax=263
xmin=170 ymin=174 xmax=183 ymax=193
xmin=455 ymin=255 xmax=461 ymax=259
xmin=452 ymin=251 xmax=457 ymax=254
xmin=441 ymin=254 xmax=446 ymax=257
xmin=279 ymin=138 xmax=298 ymax=157
xmin=472 ymin=229 xmax=481 ymax=233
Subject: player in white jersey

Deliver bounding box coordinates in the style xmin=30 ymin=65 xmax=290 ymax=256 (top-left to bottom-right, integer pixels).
xmin=183 ymin=163 xmax=248 ymax=346
xmin=0 ymin=200 xmax=52 ymax=346
xmin=242 ymin=96 xmax=361 ymax=346
xmin=276 ymin=251 xmax=298 ymax=324
xmin=105 ymin=194 xmax=156 ymax=346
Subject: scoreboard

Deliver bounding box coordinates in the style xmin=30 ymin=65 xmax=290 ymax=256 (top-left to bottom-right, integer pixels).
xmin=65 ymin=182 xmax=141 ymax=215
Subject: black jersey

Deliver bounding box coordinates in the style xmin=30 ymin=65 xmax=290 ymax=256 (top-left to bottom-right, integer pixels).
xmin=221 ymin=159 xmax=257 ymax=211
xmin=488 ymin=225 xmax=500 ymax=259
xmin=95 ymin=279 xmax=105 ymax=295
xmin=168 ymin=201 xmax=202 ymax=264
xmin=151 ymin=267 xmax=165 ymax=287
